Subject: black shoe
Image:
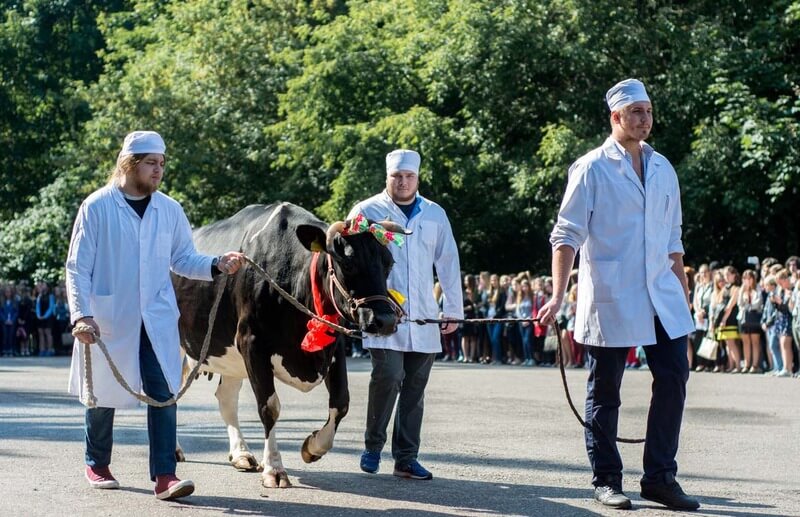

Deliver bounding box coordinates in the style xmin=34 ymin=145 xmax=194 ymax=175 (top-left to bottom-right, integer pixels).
xmin=593 ymin=485 xmax=632 ymax=510
xmin=640 ymin=474 xmax=700 ymax=511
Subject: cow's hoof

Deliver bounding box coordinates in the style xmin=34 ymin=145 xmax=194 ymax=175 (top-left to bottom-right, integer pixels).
xmin=301 ymin=435 xmax=322 ymax=464
xmin=228 ymin=452 xmax=261 ymax=472
xmin=175 ymin=448 xmax=186 ymax=462
xmin=262 ymin=470 xmax=292 ymax=488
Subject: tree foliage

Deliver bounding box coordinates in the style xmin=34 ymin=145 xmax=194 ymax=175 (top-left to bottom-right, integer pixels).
xmin=1 ymin=0 xmax=798 ymax=282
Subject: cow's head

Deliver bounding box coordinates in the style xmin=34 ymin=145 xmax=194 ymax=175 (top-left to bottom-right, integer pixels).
xmin=296 ymin=217 xmax=409 ymax=335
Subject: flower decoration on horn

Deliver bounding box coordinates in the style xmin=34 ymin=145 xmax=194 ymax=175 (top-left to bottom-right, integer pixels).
xmin=340 ymin=213 xmax=406 ymax=247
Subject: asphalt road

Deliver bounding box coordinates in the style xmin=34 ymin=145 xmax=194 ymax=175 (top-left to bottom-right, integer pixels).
xmin=1 ymin=355 xmax=799 ymax=516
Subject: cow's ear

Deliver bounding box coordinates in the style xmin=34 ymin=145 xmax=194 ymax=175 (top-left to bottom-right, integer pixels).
xmin=296 ymin=224 xmax=327 ymax=253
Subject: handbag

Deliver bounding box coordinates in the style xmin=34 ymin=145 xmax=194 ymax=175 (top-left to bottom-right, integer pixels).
xmin=543 ymin=327 xmax=559 ymax=352
xmin=697 ymin=335 xmax=719 ymax=361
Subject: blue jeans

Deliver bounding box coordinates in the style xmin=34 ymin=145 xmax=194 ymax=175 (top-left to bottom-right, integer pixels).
xmin=766 ymin=327 xmax=782 ymax=372
xmin=488 ymin=323 xmax=504 ymax=362
xmin=85 ymin=325 xmax=177 ymax=480
xmin=2 ymin=324 xmax=15 ymax=354
xmin=584 ymin=317 xmax=689 ymax=487
xmin=519 ymin=324 xmax=533 ymax=361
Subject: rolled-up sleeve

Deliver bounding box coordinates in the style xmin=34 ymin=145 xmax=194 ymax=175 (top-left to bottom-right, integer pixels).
xmin=550 ymin=161 xmax=593 ymax=252
xmin=170 ymin=209 xmax=214 ymax=281
xmin=434 ymin=216 xmax=464 ymax=319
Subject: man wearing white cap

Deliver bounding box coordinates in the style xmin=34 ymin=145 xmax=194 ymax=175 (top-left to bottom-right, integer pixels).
xmin=538 ymin=80 xmax=700 ymax=510
xmin=348 ymin=149 xmax=463 ymax=480
xmin=66 ymin=131 xmax=245 ymax=500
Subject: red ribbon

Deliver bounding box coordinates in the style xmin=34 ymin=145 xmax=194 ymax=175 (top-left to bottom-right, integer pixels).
xmin=300 ymin=252 xmax=339 ymax=353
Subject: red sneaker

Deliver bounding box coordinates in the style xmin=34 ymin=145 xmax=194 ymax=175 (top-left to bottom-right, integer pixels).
xmin=85 ymin=466 xmax=120 ymax=489
xmin=154 ymin=474 xmax=195 ymax=500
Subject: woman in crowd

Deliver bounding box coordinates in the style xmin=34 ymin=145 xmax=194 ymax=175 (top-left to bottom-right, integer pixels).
xmin=771 ymin=269 xmax=795 ymax=377
xmin=486 ymin=274 xmax=507 ymax=364
xmin=53 ymin=285 xmax=71 ymax=355
xmin=505 ymin=276 xmax=523 ymax=365
xmin=692 ymin=265 xmax=714 ymax=372
xmin=714 ymin=266 xmax=742 ymax=372
xmin=737 ymin=270 xmax=763 ymax=373
xmin=35 ymin=281 xmax=56 ymax=357
xmin=476 ymin=271 xmax=492 ymax=364
xmin=16 ymin=285 xmax=34 ymax=356
xmin=556 ymin=284 xmax=576 ymax=368
xmin=461 ymin=274 xmax=479 ymax=363
xmin=1 ymin=286 xmax=18 ymax=357
xmin=761 ymin=276 xmax=781 ymax=374
xmin=515 ymin=278 xmax=534 ymax=366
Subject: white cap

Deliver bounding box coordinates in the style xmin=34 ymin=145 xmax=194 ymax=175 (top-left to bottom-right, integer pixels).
xmin=386 ymin=149 xmax=421 ymax=175
xmin=119 ymin=131 xmax=166 ymax=157
xmin=606 ymin=79 xmax=650 ymax=112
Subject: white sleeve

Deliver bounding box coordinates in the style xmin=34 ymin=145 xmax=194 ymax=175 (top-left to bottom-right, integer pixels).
xmin=550 ymin=161 xmax=593 ymax=252
xmin=65 ymin=202 xmax=97 ymax=324
xmin=170 ymin=209 xmax=214 ymax=281
xmin=434 ymin=213 xmax=464 ymax=319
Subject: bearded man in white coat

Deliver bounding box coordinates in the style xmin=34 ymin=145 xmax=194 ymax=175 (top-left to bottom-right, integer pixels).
xmin=66 ymin=131 xmax=244 ymax=500
xmin=538 ymin=79 xmax=700 ymax=511
xmin=349 ymin=149 xmax=462 ymax=480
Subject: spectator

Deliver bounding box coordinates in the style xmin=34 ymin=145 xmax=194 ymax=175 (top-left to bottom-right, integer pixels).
xmin=762 ymin=276 xmax=781 ymax=374
xmin=771 ymin=269 xmax=794 ymax=377
xmin=505 ymin=276 xmax=523 ymax=365
xmin=515 ymin=279 xmax=534 ymax=366
xmin=35 ymin=281 xmax=56 ymax=357
xmin=737 ymin=270 xmax=763 ymax=373
xmin=16 ymin=285 xmax=34 ymax=356
xmin=460 ymin=274 xmax=479 ymax=363
xmin=486 ymin=274 xmax=507 ymax=364
xmin=2 ymin=286 xmax=18 ymax=357
xmin=691 ymin=265 xmax=714 ymax=372
xmin=714 ymin=266 xmax=742 ymax=373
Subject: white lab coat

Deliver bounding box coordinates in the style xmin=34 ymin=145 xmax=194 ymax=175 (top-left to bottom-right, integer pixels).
xmin=550 ymin=137 xmax=694 ymax=347
xmin=66 ymin=185 xmax=214 ymax=408
xmin=348 ymin=191 xmax=464 ymax=353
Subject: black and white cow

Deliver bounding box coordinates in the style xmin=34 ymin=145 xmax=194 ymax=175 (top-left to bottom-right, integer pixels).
xmin=172 ymin=202 xmax=403 ymax=488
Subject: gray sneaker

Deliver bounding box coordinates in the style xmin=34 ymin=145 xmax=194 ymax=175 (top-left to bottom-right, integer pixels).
xmin=593 ymin=485 xmax=632 ymax=509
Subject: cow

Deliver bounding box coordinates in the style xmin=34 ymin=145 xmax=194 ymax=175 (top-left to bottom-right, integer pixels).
xmin=172 ymin=202 xmax=405 ymax=488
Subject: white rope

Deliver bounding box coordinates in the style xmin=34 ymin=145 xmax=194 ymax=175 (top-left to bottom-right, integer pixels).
xmin=76 ymin=276 xmax=227 ymax=408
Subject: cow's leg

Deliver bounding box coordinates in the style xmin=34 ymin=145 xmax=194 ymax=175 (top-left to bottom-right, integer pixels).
xmin=301 ymin=338 xmax=350 ymax=463
xmin=240 ymin=319 xmax=291 ymax=488
xmin=216 ymin=375 xmax=261 ymax=472
xmin=262 ymin=402 xmax=290 ymax=488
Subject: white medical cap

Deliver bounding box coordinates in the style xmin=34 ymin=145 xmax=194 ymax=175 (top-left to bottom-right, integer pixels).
xmin=386 ymin=149 xmax=421 ymax=175
xmin=606 ymin=79 xmax=650 ymax=112
xmin=119 ymin=131 xmax=166 ymax=157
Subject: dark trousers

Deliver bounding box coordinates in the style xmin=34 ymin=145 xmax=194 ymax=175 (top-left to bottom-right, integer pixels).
xmin=365 ymin=349 xmax=435 ymax=465
xmin=584 ymin=317 xmax=689 ymax=488
xmin=85 ymin=326 xmax=177 ymax=480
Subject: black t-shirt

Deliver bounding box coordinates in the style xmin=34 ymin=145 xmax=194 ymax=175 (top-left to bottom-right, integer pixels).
xmin=125 ymin=195 xmax=151 ymax=218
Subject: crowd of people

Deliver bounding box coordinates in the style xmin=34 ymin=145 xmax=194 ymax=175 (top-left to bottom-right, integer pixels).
xmin=1 ymin=280 xmax=72 ymax=357
xmin=413 ymin=256 xmax=800 ymax=377
xmin=4 ymin=255 xmax=799 ymax=379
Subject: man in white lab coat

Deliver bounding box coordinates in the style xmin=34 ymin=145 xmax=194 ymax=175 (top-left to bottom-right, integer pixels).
xmin=349 ymin=149 xmax=463 ymax=480
xmin=66 ymin=131 xmax=244 ymax=500
xmin=538 ymin=80 xmax=700 ymax=511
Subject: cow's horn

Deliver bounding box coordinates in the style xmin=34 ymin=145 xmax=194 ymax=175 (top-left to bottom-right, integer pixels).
xmin=326 ymin=221 xmax=346 ymax=249
xmin=378 ymin=220 xmax=412 ymax=235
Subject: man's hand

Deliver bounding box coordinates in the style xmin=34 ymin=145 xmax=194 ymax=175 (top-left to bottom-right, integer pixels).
xmin=536 ymin=298 xmax=562 ymax=326
xmin=74 ymin=317 xmax=100 ymax=345
xmin=218 ymin=251 xmax=246 ymax=275
xmin=440 ymin=317 xmax=458 ymax=335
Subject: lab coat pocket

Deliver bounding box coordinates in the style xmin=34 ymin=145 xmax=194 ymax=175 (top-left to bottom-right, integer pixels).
xmin=589 ymin=260 xmax=619 ymax=303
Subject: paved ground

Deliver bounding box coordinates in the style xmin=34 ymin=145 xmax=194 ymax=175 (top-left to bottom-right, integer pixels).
xmin=1 ymin=355 xmax=799 ymax=516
